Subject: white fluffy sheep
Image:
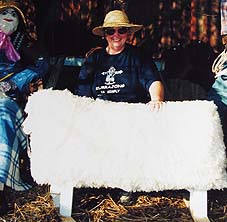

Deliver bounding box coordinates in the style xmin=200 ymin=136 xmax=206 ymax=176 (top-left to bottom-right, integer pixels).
xmin=23 ymin=89 xmax=227 ymax=192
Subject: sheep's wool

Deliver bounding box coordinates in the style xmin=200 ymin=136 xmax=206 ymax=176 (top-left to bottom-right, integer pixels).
xmin=24 ymin=89 xmax=227 ymax=191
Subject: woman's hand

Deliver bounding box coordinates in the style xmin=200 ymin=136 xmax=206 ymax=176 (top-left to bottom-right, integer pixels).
xmin=29 ymin=78 xmax=43 ymax=94
xmin=147 ymin=100 xmax=164 ymax=111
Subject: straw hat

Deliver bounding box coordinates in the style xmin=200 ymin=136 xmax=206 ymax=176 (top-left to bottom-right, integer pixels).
xmin=0 ymin=0 xmax=26 ymax=26
xmin=92 ymin=10 xmax=143 ymax=36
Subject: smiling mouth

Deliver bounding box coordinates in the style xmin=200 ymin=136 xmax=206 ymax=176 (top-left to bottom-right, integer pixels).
xmin=112 ymin=38 xmax=121 ymax=41
xmin=3 ymin=18 xmax=13 ymax=22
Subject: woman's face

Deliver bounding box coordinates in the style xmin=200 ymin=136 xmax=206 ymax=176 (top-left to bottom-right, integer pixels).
xmin=104 ymin=27 xmax=128 ymax=54
xmin=0 ymin=8 xmax=19 ymax=34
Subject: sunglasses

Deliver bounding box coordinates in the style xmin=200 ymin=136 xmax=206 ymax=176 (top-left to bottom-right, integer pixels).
xmin=0 ymin=9 xmax=18 ymax=18
xmin=104 ymin=27 xmax=128 ymax=36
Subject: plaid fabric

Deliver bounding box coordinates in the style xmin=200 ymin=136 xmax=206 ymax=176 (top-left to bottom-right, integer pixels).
xmin=221 ymin=0 xmax=227 ymax=35
xmin=0 ymin=97 xmax=31 ymax=191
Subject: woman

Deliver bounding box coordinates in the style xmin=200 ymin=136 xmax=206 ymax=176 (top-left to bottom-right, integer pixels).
xmin=0 ymin=0 xmax=48 ymax=215
xmin=77 ymin=10 xmax=164 ymax=110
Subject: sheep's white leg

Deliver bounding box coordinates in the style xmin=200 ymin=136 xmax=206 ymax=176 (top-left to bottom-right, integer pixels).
xmin=50 ymin=184 xmax=60 ymax=209
xmin=50 ymin=184 xmax=74 ymax=217
xmin=189 ymin=190 xmax=210 ymax=222
xmin=59 ymin=185 xmax=74 ymax=217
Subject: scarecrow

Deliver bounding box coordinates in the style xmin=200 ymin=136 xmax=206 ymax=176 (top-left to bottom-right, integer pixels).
xmin=0 ymin=0 xmax=48 ymax=215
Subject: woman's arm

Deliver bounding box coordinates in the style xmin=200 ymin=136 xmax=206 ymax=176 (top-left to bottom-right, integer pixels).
xmin=148 ymin=80 xmax=165 ymax=111
xmin=149 ymin=80 xmax=164 ymax=101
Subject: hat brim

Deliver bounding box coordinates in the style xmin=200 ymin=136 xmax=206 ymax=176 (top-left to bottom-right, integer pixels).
xmin=92 ymin=24 xmax=143 ymax=36
xmin=0 ymin=5 xmax=27 ymax=26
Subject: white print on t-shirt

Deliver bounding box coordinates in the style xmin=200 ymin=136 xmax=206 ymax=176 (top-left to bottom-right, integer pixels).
xmin=96 ymin=83 xmax=125 ymax=90
xmin=101 ymin=66 xmax=123 ymax=85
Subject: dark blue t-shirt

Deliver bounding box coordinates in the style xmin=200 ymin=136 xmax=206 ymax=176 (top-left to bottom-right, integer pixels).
xmin=78 ymin=44 xmax=161 ymax=103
